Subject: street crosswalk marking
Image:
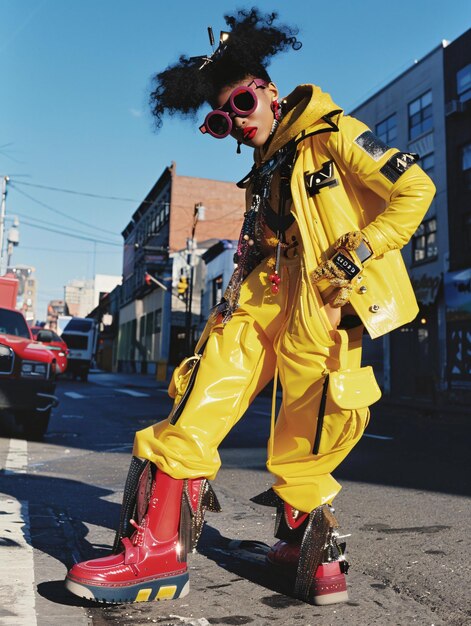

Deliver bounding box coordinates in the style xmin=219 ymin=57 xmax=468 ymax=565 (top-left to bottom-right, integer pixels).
xmin=64 ymin=391 xmax=86 ymax=399
xmin=115 ymin=389 xmax=150 ymax=398
xmin=0 ymin=438 xmax=37 ymax=625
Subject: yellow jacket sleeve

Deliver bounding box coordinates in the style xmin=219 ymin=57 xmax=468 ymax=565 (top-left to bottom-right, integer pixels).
xmin=330 ymin=115 xmax=436 ymax=257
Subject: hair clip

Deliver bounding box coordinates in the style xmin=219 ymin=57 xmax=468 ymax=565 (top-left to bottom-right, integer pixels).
xmin=190 ymin=28 xmax=230 ymax=71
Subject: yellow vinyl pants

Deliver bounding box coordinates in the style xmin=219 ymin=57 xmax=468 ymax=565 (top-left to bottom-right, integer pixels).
xmin=133 ymin=256 xmax=370 ymax=513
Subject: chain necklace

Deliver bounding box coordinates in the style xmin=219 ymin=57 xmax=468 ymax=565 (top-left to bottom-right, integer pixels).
xmin=213 ymin=141 xmax=296 ymax=323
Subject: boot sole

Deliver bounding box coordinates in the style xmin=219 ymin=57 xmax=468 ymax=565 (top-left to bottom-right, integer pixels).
xmin=314 ymin=589 xmax=349 ymax=605
xmin=266 ymin=557 xmax=348 ymax=606
xmin=65 ymin=572 xmax=189 ymax=604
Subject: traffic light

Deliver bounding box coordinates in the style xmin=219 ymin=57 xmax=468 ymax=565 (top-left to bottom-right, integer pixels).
xmin=177 ymin=276 xmax=189 ymax=299
xmin=145 ymin=272 xmax=153 ymax=286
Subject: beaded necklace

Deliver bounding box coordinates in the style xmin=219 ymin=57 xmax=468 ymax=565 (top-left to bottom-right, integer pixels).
xmin=213 ymin=140 xmax=296 ymax=323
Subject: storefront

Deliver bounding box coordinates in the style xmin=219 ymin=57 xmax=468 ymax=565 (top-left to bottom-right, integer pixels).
xmin=389 ymin=271 xmax=443 ymax=397
xmin=445 ymin=268 xmax=471 ymax=388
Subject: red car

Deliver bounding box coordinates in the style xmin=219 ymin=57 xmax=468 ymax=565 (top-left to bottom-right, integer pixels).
xmin=31 ymin=327 xmax=69 ymax=375
xmin=0 ymin=309 xmax=58 ymax=440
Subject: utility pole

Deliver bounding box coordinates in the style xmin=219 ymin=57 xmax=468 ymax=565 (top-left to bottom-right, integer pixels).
xmin=185 ymin=202 xmax=204 ymax=354
xmin=0 ymin=176 xmax=10 ymax=275
xmin=6 ymin=216 xmax=20 ymax=269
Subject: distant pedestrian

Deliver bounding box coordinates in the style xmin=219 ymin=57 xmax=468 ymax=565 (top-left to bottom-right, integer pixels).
xmin=66 ymin=8 xmax=435 ymax=606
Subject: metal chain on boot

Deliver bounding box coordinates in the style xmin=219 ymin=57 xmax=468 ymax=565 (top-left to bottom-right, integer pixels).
xmin=112 ymin=457 xmax=152 ymax=553
xmin=178 ymin=478 xmax=222 ymax=561
xmin=293 ymin=504 xmax=349 ymax=603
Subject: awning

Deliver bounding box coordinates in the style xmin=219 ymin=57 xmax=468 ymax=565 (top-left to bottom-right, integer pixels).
xmin=445 ymin=268 xmax=471 ymax=317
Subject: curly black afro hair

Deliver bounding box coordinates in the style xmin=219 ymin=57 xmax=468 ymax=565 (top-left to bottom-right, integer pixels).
xmin=149 ymin=8 xmax=301 ymax=128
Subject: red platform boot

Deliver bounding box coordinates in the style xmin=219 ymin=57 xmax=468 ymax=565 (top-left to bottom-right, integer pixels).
xmin=253 ymin=491 xmax=348 ymax=606
xmin=65 ymin=459 xmax=220 ymax=603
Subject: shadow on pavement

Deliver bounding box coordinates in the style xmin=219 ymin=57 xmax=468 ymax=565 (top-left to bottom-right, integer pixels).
xmin=0 ymin=472 xmax=119 ymax=571
xmin=37 ymin=580 xmax=98 ymax=608
xmin=197 ymin=524 xmax=298 ymax=602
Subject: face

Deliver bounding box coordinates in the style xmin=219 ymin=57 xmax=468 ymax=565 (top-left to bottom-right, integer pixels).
xmin=214 ymin=77 xmax=279 ymax=149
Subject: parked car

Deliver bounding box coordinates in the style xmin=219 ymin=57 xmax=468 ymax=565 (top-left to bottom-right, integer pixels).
xmin=31 ymin=327 xmax=69 ymax=375
xmin=0 ymin=307 xmax=58 ymax=439
xmin=0 ymin=275 xmax=58 ymax=440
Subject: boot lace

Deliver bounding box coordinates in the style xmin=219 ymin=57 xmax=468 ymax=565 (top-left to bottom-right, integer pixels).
xmin=129 ymin=518 xmax=146 ymax=546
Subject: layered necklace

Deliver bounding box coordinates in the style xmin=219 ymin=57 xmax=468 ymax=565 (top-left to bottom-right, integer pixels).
xmin=213 ymin=140 xmax=296 ymax=324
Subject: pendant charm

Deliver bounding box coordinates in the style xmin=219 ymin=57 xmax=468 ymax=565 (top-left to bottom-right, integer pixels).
xmin=269 ymin=271 xmax=281 ymax=294
xmin=269 ymin=240 xmax=283 ymax=294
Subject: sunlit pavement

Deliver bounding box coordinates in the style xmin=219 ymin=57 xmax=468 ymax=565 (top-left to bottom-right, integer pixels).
xmin=0 ymin=371 xmax=470 ymax=625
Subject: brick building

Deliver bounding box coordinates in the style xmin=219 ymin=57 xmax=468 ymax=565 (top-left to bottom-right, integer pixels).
xmin=118 ymin=163 xmax=245 ymax=373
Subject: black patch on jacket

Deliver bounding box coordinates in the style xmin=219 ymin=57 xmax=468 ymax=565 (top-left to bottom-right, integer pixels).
xmin=354 ymin=131 xmax=389 ymax=161
xmin=380 ymin=152 xmax=419 ymax=183
xmin=305 ymin=161 xmax=339 ymax=195
xmin=332 ymin=252 xmax=361 ymax=279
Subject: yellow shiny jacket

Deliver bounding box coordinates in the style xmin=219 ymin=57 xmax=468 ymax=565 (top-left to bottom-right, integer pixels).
xmin=255 ymin=85 xmax=436 ymax=339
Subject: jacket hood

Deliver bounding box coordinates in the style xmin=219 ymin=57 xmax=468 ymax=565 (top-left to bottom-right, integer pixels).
xmin=256 ymin=84 xmax=342 ymax=163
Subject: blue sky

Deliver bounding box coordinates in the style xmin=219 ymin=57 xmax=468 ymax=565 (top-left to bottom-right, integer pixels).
xmin=1 ymin=0 xmax=470 ymax=318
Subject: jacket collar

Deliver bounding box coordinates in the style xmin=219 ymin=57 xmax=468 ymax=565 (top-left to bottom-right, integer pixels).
xmin=255 ymin=84 xmax=343 ymax=164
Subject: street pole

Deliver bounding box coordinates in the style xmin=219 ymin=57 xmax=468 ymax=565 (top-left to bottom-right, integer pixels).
xmin=0 ymin=176 xmax=9 ymax=275
xmin=7 ymin=216 xmax=20 ymax=270
xmin=185 ymin=203 xmax=202 ymax=354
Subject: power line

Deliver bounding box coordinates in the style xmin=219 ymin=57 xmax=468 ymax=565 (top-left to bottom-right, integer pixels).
xmin=13 ymin=209 xmax=120 ymax=244
xmin=10 ymin=183 xmax=121 ymax=238
xmin=18 ymin=217 xmax=121 ymax=246
xmin=12 ymin=178 xmax=156 ymax=204
xmin=17 ymin=245 xmax=121 ymax=254
xmin=10 ymin=178 xmax=244 ymax=220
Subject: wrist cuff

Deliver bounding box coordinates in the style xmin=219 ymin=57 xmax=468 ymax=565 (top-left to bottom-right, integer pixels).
xmin=356 ymin=240 xmax=373 ymax=263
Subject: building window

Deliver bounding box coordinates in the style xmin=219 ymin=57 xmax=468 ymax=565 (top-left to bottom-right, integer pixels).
xmin=420 ymin=152 xmax=435 ymax=177
xmin=412 ymin=217 xmax=438 ymax=264
xmin=376 ymin=114 xmax=397 ymax=145
xmin=139 ymin=316 xmax=146 ymax=343
xmin=154 ymin=308 xmax=162 ymax=334
xmin=457 ymin=64 xmax=471 ymax=103
xmin=212 ymin=275 xmax=223 ymax=307
xmin=462 ymin=143 xmax=471 ymax=190
xmin=409 ymin=91 xmax=433 ymax=140
xmin=464 ymin=214 xmax=471 ymax=248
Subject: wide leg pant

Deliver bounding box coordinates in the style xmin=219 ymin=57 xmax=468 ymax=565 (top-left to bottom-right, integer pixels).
xmin=133 ymin=256 xmax=370 ymax=513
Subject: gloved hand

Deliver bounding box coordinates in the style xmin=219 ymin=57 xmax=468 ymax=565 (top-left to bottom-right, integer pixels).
xmin=333 ymin=230 xmax=363 ymax=252
xmin=311 ymin=231 xmax=366 ymax=308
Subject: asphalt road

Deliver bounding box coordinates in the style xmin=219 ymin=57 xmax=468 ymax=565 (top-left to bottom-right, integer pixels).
xmin=0 ymin=372 xmax=470 ymax=626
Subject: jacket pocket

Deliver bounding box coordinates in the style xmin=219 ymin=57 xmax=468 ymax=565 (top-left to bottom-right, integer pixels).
xmin=327 ymin=366 xmax=381 ymax=410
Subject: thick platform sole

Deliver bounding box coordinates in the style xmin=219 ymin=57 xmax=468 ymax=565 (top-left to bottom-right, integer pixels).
xmin=65 ymin=571 xmax=189 ymax=604
xmin=311 ymin=572 xmax=348 ymax=606
xmin=266 ymin=555 xmax=348 ymax=606
xmin=313 ymin=588 xmax=349 ymax=605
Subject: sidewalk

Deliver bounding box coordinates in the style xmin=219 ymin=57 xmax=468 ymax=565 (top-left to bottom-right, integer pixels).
xmin=378 ymin=388 xmax=471 ymax=423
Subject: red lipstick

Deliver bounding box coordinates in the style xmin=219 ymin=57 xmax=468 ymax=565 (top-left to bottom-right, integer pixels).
xmin=243 ymin=127 xmax=257 ymax=141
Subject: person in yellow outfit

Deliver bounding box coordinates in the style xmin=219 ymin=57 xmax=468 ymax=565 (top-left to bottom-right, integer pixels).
xmin=65 ymin=8 xmax=435 ymax=606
